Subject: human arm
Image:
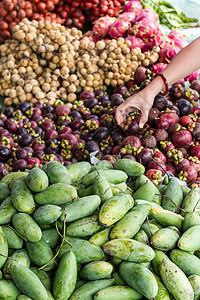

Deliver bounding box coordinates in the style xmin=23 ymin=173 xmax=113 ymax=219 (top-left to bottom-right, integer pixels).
xmin=115 ymin=36 xmax=200 ymax=128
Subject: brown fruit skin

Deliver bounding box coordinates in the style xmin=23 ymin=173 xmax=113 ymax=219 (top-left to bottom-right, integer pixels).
xmin=141 ymin=135 xmax=157 ymax=149
xmin=172 ymin=129 xmax=192 ymax=148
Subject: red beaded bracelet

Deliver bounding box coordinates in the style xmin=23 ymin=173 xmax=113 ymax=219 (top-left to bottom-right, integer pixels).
xmin=154 ymin=73 xmax=169 ymax=95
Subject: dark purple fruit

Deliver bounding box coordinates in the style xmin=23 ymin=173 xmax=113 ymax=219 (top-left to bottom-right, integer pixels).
xmin=93 ymin=127 xmax=109 ymax=142
xmin=169 ymin=83 xmax=184 ymax=100
xmin=113 ymin=85 xmax=128 ymax=97
xmin=110 ymin=94 xmax=124 ymax=106
xmin=85 ymin=97 xmax=99 ymax=109
xmin=16 ymin=148 xmax=29 ymax=160
xmin=85 ymin=140 xmax=100 ymax=153
xmin=13 ymin=159 xmax=27 ymax=171
xmin=191 ymin=79 xmax=200 ymax=93
xmin=81 ymin=132 xmax=94 ymax=142
xmin=136 ymin=147 xmax=153 ymax=165
xmin=141 ymin=135 xmax=157 ymax=148
xmin=176 ymin=99 xmax=191 ymax=116
xmin=134 ymin=66 xmax=147 ymax=83
xmin=18 ymin=134 xmax=33 ymax=147
xmin=153 ymin=94 xmax=167 ymax=111
xmin=0 ymin=146 xmax=10 ymax=161
xmin=4 ymin=107 xmax=14 ymax=117
xmin=17 ymin=127 xmax=28 ymax=136
xmin=70 ymin=111 xmax=82 ymax=120
xmin=16 ymin=101 xmax=31 ymax=114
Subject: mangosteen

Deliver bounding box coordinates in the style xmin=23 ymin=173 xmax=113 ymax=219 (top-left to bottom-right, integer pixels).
xmin=0 ymin=146 xmax=10 ymax=161
xmin=85 ymin=97 xmax=99 ymax=109
xmin=141 ymin=135 xmax=157 ymax=148
xmin=136 ymin=148 xmax=153 ymax=165
xmin=110 ymin=94 xmax=124 ymax=106
xmin=16 ymin=101 xmax=31 ymax=114
xmin=93 ymin=127 xmax=110 ymax=142
xmin=191 ymin=122 xmax=200 ymax=139
xmin=18 ymin=134 xmax=33 ymax=147
xmin=153 ymin=94 xmax=167 ymax=111
xmin=191 ymin=79 xmax=200 ymax=93
xmin=113 ymin=86 xmax=128 ymax=97
xmin=169 ymin=83 xmax=184 ymax=100
xmin=176 ymin=99 xmax=191 ymax=116
xmin=148 ymin=107 xmax=160 ymax=124
xmin=153 ymin=129 xmax=168 ymax=143
xmin=134 ymin=66 xmax=147 ymax=84
xmin=85 ymin=140 xmax=100 ymax=153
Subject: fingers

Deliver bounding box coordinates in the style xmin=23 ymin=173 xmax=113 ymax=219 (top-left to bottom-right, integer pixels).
xmin=138 ymin=109 xmax=149 ymax=128
xmin=115 ymin=106 xmax=126 ymax=127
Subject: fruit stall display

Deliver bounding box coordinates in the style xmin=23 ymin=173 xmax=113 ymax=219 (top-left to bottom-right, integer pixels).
xmin=1 ymin=0 xmax=200 ymax=298
xmin=0 ymin=159 xmax=200 ymax=300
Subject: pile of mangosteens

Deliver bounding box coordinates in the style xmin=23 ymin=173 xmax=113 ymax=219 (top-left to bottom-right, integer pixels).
xmin=0 ymin=65 xmax=200 ymax=188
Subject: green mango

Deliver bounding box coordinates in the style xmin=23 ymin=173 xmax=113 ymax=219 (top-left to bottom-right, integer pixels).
xmin=119 ymin=262 xmax=158 ymax=299
xmin=178 ymin=225 xmax=200 ymax=252
xmin=58 ymin=239 xmax=105 ymax=264
xmin=0 ymin=280 xmax=20 ymax=300
xmin=10 ymin=263 xmax=48 ymax=300
xmin=154 ymin=273 xmax=171 ymax=300
xmin=103 ymin=238 xmax=155 ymax=263
xmin=170 ymin=249 xmax=200 ymax=276
xmin=66 ymin=214 xmax=103 ymax=238
xmin=69 ymin=279 xmax=115 ymax=300
xmin=150 ymin=207 xmax=184 ymax=230
xmin=26 ymin=238 xmax=55 ymax=271
xmin=162 ymin=177 xmax=183 ymax=213
xmin=66 ymin=161 xmax=92 ymax=182
xmin=93 ymin=174 xmax=113 ymax=203
xmin=133 ymin=180 xmax=156 ymax=202
xmin=0 ymin=226 xmax=8 ymax=269
xmin=12 ymin=213 xmax=42 ymax=242
xmin=94 ymin=285 xmax=143 ymax=300
xmin=11 ymin=180 xmax=35 ymax=214
xmin=60 ymin=195 xmax=101 ymax=222
xmin=34 ymin=183 xmax=77 ymax=205
xmin=183 ymin=212 xmax=200 ymax=231
xmin=2 ymin=226 xmax=23 ymax=249
xmin=0 ymin=196 xmax=17 ymax=224
xmin=42 ymin=228 xmax=60 ymax=249
xmin=31 ymin=267 xmax=51 ymax=291
xmin=0 ymin=182 xmax=10 ymax=202
xmin=82 ymin=170 xmax=128 ymax=187
xmin=89 ymin=227 xmax=112 ymax=248
xmin=159 ymin=259 xmax=194 ymax=300
xmin=134 ymin=230 xmax=149 ymax=245
xmin=3 ymin=249 xmax=30 ymax=280
xmin=53 ymin=251 xmax=77 ymax=300
xmin=27 ymin=167 xmax=49 ymax=192
xmin=80 ymin=261 xmax=113 ymax=280
xmin=42 ymin=161 xmax=71 ymax=184
xmin=99 ymin=194 xmax=134 ymax=227
xmin=181 ymin=187 xmax=200 ymax=216
xmin=188 ymin=275 xmax=200 ymax=300
xmin=150 ymin=226 xmax=180 ymax=251
xmin=152 ymin=249 xmax=171 ymax=276
xmin=114 ymin=159 xmax=145 ymax=177
xmin=33 ymin=204 xmax=62 ymax=225
xmin=109 ymin=205 xmax=149 ymax=239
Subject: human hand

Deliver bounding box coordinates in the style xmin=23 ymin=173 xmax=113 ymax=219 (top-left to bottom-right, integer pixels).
xmin=115 ymin=90 xmax=154 ymax=129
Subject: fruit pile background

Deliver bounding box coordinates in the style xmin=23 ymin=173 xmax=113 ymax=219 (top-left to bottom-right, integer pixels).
xmin=1 ymin=0 xmax=200 ymax=299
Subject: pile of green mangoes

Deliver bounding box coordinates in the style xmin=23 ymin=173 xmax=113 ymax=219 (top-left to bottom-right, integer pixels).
xmin=0 ymin=158 xmax=200 ymax=300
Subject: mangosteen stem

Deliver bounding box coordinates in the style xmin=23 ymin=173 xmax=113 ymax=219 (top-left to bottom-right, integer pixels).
xmin=39 ymin=209 xmax=72 ymax=270
xmin=156 ymin=194 xmax=186 ymax=212
xmin=6 ymin=225 xmax=27 ymax=242
xmin=94 ymin=165 xmax=100 ymax=175
xmin=150 ymin=157 xmax=169 ymax=181
xmin=0 ymin=254 xmax=17 ymax=261
xmin=193 ymin=198 xmax=200 ymax=212
xmin=146 ymin=215 xmax=153 ymax=237
xmin=102 ymin=187 xmax=112 ymax=198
